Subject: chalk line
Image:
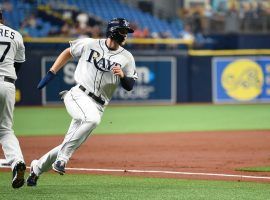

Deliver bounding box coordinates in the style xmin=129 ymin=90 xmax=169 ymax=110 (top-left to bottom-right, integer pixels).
xmin=1 ymin=162 xmax=269 ymax=180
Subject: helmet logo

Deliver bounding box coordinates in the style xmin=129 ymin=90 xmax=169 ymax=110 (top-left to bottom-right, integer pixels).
xmin=123 ymin=20 xmax=129 ymax=27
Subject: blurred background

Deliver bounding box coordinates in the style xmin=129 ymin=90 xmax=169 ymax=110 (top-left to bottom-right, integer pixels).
xmin=2 ymin=0 xmax=270 ymax=47
xmin=1 ymin=0 xmax=270 ymax=105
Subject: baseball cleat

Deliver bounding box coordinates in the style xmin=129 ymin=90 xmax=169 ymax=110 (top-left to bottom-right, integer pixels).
xmin=12 ymin=161 xmax=26 ymax=189
xmin=27 ymin=160 xmax=39 ymax=186
xmin=52 ymin=160 xmax=66 ymax=175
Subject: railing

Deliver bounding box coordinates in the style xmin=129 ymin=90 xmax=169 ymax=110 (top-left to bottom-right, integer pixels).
xmin=188 ymin=15 xmax=270 ymax=34
xmin=23 ymin=37 xmax=194 ymax=50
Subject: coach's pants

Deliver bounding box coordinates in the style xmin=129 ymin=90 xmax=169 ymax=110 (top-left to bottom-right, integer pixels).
xmin=33 ymin=85 xmax=104 ymax=176
xmin=0 ymin=81 xmax=24 ymax=170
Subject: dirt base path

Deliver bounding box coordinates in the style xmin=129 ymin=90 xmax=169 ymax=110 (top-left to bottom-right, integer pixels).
xmin=1 ymin=130 xmax=270 ymax=182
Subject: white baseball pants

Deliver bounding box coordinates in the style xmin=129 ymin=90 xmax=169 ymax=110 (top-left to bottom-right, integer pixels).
xmin=33 ymin=85 xmax=104 ymax=176
xmin=0 ymin=80 xmax=24 ymax=170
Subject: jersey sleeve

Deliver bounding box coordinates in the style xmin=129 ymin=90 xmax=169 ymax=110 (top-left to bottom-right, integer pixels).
xmin=69 ymin=38 xmax=92 ymax=58
xmin=123 ymin=53 xmax=138 ymax=80
xmin=14 ymin=33 xmax=25 ymax=63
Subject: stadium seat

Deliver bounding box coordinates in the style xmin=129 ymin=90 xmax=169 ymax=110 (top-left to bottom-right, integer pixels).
xmin=3 ymin=0 xmax=183 ymax=38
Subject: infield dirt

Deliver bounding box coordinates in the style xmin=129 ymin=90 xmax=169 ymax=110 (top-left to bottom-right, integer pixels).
xmin=1 ymin=130 xmax=270 ymax=182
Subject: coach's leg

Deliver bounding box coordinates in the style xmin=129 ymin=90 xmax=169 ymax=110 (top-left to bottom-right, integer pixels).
xmin=0 ymin=83 xmax=25 ymax=188
xmin=0 ymin=83 xmax=24 ymax=169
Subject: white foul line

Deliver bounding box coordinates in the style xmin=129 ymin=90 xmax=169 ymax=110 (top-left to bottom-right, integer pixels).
xmin=1 ymin=164 xmax=270 ymax=180
xmin=65 ymin=167 xmax=270 ymax=180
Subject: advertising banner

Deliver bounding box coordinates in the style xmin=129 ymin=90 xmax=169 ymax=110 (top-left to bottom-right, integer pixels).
xmin=41 ymin=56 xmax=177 ymax=105
xmin=212 ymin=57 xmax=270 ymax=103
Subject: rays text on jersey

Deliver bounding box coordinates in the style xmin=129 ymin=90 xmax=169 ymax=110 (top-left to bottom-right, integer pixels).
xmin=86 ymin=49 xmax=121 ymax=72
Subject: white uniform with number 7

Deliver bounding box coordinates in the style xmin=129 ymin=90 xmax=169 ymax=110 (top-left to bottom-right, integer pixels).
xmin=0 ymin=23 xmax=25 ymax=170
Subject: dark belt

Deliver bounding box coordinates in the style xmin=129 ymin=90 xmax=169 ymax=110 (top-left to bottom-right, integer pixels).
xmin=4 ymin=77 xmax=15 ymax=84
xmin=79 ymin=85 xmax=105 ymax=105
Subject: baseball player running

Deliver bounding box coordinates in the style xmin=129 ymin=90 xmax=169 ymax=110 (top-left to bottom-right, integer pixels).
xmin=0 ymin=10 xmax=26 ymax=188
xmin=27 ymin=18 xmax=137 ymax=186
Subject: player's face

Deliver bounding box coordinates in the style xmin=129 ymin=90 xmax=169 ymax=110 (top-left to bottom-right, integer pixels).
xmin=118 ymin=28 xmax=128 ymax=45
xmin=118 ymin=28 xmax=129 ymax=35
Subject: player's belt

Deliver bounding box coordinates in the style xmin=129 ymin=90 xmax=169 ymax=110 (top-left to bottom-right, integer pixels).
xmin=79 ymin=85 xmax=105 ymax=106
xmin=3 ymin=76 xmax=15 ymax=84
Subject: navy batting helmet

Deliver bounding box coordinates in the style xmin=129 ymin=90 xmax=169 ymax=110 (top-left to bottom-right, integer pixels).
xmin=106 ymin=18 xmax=134 ymax=44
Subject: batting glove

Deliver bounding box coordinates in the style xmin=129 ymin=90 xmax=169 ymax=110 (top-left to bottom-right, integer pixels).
xmin=37 ymin=71 xmax=56 ymax=90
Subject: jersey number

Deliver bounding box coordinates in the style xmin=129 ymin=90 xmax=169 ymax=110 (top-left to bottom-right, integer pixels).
xmin=0 ymin=42 xmax=11 ymax=62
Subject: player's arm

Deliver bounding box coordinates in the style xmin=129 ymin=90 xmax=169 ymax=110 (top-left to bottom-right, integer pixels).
xmin=120 ymin=76 xmax=135 ymax=91
xmin=50 ymin=48 xmax=72 ymax=73
xmin=112 ymin=65 xmax=135 ymax=91
xmin=37 ymin=48 xmax=72 ymax=89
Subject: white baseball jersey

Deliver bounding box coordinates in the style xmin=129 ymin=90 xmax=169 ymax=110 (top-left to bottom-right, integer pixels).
xmin=69 ymin=38 xmax=138 ymax=104
xmin=0 ymin=23 xmax=25 ymax=80
xmin=31 ymin=38 xmax=138 ymax=174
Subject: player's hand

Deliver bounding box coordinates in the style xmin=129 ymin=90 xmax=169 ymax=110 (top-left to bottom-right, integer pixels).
xmin=112 ymin=65 xmax=124 ymax=78
xmin=37 ymin=70 xmax=56 ymax=90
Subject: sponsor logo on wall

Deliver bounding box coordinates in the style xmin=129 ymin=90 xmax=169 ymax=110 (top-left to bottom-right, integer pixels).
xmin=42 ymin=56 xmax=176 ymax=104
xmin=113 ymin=66 xmax=155 ymax=100
xmin=213 ymin=57 xmax=270 ymax=103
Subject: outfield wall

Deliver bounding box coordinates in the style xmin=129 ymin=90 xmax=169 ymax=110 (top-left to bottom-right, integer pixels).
xmin=15 ymin=43 xmax=270 ymax=105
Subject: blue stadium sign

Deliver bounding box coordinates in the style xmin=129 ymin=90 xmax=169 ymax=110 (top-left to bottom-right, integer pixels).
xmin=41 ymin=56 xmax=176 ymax=105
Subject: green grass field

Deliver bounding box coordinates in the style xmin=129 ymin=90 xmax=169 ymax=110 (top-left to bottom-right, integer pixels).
xmin=237 ymin=166 xmax=270 ymax=172
xmin=1 ymin=104 xmax=270 ymax=199
xmin=13 ymin=104 xmax=270 ymax=136
xmin=1 ymin=173 xmax=270 ymax=200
